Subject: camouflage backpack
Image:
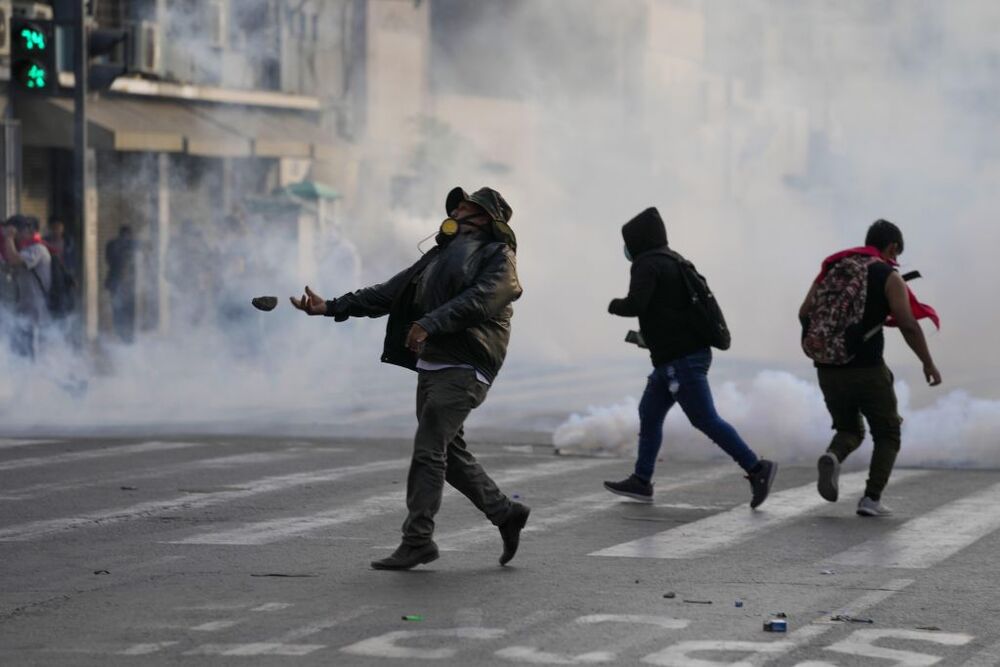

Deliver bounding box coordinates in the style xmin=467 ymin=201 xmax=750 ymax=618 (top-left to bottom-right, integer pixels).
xmin=801 ymin=255 xmax=882 ymax=364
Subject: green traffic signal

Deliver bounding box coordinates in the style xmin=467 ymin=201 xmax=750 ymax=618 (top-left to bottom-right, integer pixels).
xmin=26 ymin=64 xmax=47 ymax=88
xmin=10 ymin=17 xmax=56 ymax=95
xmin=12 ymin=60 xmax=50 ymax=90
xmin=20 ymin=27 xmax=47 ymax=51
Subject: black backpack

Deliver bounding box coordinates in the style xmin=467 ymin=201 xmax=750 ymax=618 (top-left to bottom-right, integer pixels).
xmin=33 ymin=254 xmax=77 ymax=317
xmin=663 ymin=249 xmax=732 ymax=350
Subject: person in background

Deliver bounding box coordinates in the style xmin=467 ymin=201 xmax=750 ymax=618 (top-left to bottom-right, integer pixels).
xmin=105 ymin=225 xmax=138 ymax=343
xmin=1 ymin=215 xmax=52 ymax=359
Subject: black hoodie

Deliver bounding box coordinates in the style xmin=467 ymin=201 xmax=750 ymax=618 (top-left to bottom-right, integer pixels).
xmin=609 ymin=208 xmax=706 ymax=366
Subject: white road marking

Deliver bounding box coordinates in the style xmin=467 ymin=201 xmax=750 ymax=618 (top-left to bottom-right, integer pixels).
xmin=960 ymin=638 xmax=1000 ymax=666
xmin=116 ymin=642 xmax=179 ymax=655
xmin=0 ymin=458 xmax=411 ymax=542
xmin=272 ymin=606 xmax=379 ymax=643
xmin=0 ymin=439 xmax=60 ymax=450
xmin=590 ymin=470 xmax=927 ymax=559
xmin=437 ymin=466 xmax=734 ymax=552
xmin=577 ymin=615 xmax=689 ymax=630
xmin=341 ymin=627 xmax=506 ymax=660
xmin=497 ymin=615 xmax=691 ymax=664
xmin=172 ymin=458 xmax=617 ymax=546
xmin=0 ymin=452 xmax=304 ymax=501
xmin=185 ymin=643 xmax=324 ymax=656
xmin=827 ymin=481 xmax=1000 ymax=568
xmin=746 ymin=578 xmax=915 ymax=666
xmin=191 ymin=620 xmax=240 ymax=631
xmin=643 ymin=640 xmax=792 ymax=666
xmin=251 ymin=602 xmax=293 ymax=612
xmin=604 ymin=588 xmax=939 ymax=667
xmin=824 ymin=629 xmax=973 ymax=666
xmin=0 ymin=441 xmax=203 ymax=472
xmin=496 ymin=646 xmax=615 ymax=663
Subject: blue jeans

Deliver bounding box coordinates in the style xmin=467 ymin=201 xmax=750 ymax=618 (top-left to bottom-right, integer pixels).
xmin=634 ymin=348 xmax=759 ymax=482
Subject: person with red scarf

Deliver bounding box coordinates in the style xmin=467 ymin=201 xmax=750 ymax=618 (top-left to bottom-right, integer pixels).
xmin=799 ymin=219 xmax=941 ymax=517
xmin=1 ymin=215 xmax=52 ymax=359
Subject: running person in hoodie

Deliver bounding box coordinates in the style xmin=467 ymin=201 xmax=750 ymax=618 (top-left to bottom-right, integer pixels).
xmin=603 ymin=208 xmax=778 ymax=508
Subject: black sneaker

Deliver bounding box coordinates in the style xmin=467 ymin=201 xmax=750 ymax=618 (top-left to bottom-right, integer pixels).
xmin=603 ymin=475 xmax=653 ymax=503
xmin=747 ymin=460 xmax=778 ymax=509
xmin=370 ymin=541 xmax=439 ymax=570
xmin=817 ymin=452 xmax=840 ymax=502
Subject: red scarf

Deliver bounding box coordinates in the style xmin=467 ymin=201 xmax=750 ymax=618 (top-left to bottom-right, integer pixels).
xmin=815 ymin=246 xmax=940 ymax=329
xmin=16 ymin=232 xmax=44 ymax=251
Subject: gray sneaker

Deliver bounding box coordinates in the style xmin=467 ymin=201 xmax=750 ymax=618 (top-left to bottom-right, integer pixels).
xmin=856 ymin=496 xmax=893 ymax=517
xmin=817 ymin=453 xmax=840 ymax=502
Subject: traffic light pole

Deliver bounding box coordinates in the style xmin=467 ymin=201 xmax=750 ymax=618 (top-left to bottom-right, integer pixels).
xmin=73 ymin=0 xmax=97 ymax=342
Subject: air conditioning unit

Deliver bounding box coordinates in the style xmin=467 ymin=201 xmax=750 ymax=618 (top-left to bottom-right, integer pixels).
xmin=11 ymin=1 xmax=53 ymax=20
xmin=0 ymin=1 xmax=10 ymax=59
xmin=127 ymin=20 xmax=160 ymax=76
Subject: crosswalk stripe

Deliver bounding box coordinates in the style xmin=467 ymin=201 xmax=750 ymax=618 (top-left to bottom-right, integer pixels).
xmin=0 ymin=452 xmax=308 ymax=501
xmin=826 ymin=480 xmax=1000 ymax=569
xmin=0 ymin=439 xmax=60 ymax=450
xmin=588 ymin=470 xmax=928 ymax=559
xmin=0 ymin=441 xmax=204 ymax=472
xmin=435 ymin=466 xmax=736 ymax=552
xmin=170 ymin=458 xmax=617 ymax=546
xmin=0 ymin=458 xmax=411 ymax=542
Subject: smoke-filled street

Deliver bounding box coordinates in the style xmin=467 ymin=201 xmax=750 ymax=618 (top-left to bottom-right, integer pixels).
xmin=4 ymin=1 xmax=1000 ymax=665
xmin=2 ymin=434 xmax=1000 ymax=665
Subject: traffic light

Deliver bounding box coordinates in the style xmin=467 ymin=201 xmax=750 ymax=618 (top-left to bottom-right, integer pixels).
xmin=87 ymin=26 xmax=128 ymax=90
xmin=10 ymin=18 xmax=57 ymax=94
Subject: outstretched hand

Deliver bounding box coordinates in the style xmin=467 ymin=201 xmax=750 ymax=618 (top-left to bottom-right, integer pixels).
xmin=290 ymin=286 xmax=327 ymax=316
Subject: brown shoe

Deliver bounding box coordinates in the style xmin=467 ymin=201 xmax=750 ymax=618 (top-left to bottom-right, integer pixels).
xmin=498 ymin=502 xmax=530 ymax=566
xmin=370 ymin=542 xmax=439 ymax=570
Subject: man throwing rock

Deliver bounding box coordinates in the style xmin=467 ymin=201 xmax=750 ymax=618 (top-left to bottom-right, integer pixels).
xmin=291 ymin=186 xmax=529 ymax=569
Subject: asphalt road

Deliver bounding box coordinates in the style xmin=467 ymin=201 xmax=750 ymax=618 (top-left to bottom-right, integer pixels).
xmin=1 ymin=434 xmax=999 ymax=666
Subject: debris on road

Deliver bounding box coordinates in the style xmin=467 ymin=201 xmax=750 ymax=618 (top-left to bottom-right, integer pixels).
xmin=250 ymin=573 xmax=318 ymax=578
xmin=831 ymin=614 xmax=874 ymax=624
xmin=683 ymin=599 xmax=712 ymax=604
xmin=93 ymin=570 xmax=110 ymax=575
xmin=763 ymin=619 xmax=787 ymax=632
xmin=771 ymin=612 xmax=788 ymax=618
xmin=401 ymin=615 xmax=424 ymax=621
xmin=735 ymin=600 xmax=744 ymax=608
xmin=119 ymin=486 xmax=137 ymax=491
xmin=917 ymin=626 xmax=942 ymax=631
xmin=663 ymin=592 xmax=676 ymax=599
xmin=820 ymin=569 xmax=835 ymax=575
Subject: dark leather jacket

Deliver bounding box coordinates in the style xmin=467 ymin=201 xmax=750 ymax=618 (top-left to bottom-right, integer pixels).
xmin=328 ymin=230 xmax=522 ymax=383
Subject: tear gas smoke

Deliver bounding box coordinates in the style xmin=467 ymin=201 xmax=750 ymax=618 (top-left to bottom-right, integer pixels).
xmin=553 ymin=372 xmax=1000 ymax=468
xmin=2 ymin=2 xmax=999 ymax=469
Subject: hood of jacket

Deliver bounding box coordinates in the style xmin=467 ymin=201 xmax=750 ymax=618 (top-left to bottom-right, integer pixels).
xmin=622 ymin=207 xmax=668 ymax=258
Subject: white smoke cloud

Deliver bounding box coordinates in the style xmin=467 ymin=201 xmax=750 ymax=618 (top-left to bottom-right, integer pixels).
xmin=3 ymin=1 xmax=1000 ymax=472
xmin=553 ymin=370 xmax=1000 ymax=468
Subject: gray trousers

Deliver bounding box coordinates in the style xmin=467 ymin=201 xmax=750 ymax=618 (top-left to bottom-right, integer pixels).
xmin=402 ymin=367 xmax=511 ymax=546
